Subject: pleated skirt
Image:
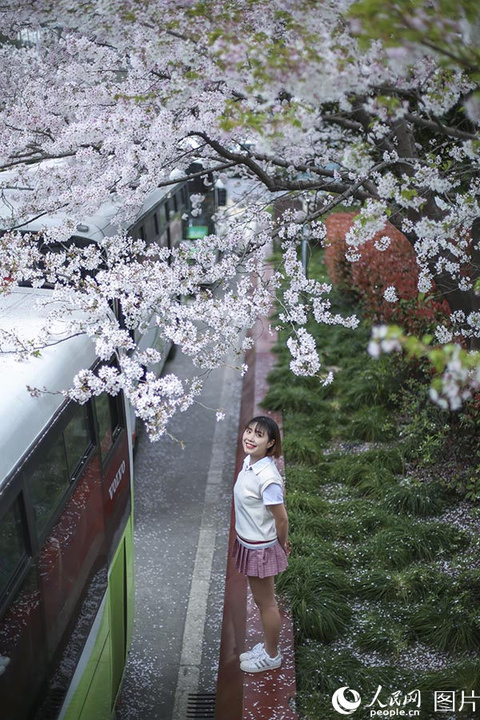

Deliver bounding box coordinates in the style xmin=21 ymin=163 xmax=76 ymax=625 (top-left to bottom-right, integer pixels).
xmin=232 ymin=537 xmax=288 ymax=578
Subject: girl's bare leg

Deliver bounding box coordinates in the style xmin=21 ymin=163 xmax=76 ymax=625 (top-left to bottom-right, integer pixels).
xmin=248 ymin=575 xmax=281 ymax=657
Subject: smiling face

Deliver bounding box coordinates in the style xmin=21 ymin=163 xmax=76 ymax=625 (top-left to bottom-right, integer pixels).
xmin=242 ymin=422 xmax=275 ymax=463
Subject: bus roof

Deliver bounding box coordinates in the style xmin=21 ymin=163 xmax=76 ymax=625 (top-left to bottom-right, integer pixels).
xmin=0 ymin=187 xmax=122 ymax=242
xmin=0 ymin=287 xmax=97 ymax=484
xmin=0 ymin=171 xmax=184 ymax=241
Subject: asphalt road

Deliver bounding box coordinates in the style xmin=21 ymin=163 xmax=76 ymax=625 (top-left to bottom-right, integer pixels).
xmin=114 ymin=348 xmax=243 ymax=720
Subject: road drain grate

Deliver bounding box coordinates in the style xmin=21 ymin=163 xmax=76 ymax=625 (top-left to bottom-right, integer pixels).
xmin=186 ymin=692 xmax=216 ymax=719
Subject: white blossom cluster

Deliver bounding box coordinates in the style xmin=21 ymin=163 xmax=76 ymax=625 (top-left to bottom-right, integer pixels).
xmin=0 ymin=0 xmax=477 ymax=433
xmin=344 ymin=200 xmax=390 ymax=257
xmin=383 ymin=286 xmax=398 ymax=303
xmin=275 ymin=238 xmax=358 ymax=380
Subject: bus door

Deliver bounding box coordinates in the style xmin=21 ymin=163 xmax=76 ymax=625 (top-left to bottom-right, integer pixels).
xmin=167 ymin=194 xmax=183 ymax=249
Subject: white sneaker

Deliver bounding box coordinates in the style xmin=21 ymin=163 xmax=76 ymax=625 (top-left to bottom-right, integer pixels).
xmin=240 ymin=647 xmax=282 ymax=673
xmin=239 ymin=642 xmax=264 ymax=663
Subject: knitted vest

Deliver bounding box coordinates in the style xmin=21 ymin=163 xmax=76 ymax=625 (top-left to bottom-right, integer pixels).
xmin=234 ymin=457 xmax=284 ymax=544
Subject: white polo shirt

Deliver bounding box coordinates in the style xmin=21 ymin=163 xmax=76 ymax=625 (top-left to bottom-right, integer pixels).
xmin=234 ymin=455 xmax=284 ymax=548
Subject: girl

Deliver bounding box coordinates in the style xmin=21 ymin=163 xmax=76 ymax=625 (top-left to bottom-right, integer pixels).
xmin=232 ymin=415 xmax=290 ymax=673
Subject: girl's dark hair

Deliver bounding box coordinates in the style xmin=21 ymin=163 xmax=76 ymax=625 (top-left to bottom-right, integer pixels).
xmin=246 ymin=415 xmax=282 ymax=458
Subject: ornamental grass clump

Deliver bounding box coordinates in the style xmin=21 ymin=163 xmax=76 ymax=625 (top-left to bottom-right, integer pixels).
xmin=383 ymin=480 xmax=448 ymax=517
xmin=285 ymin=463 xmax=331 ymax=493
xmin=363 ymin=522 xmax=467 ymax=569
xmin=354 ymin=608 xmax=410 ymax=656
xmin=411 ymin=596 xmax=480 ymax=653
xmin=340 ymin=355 xmax=404 ymax=406
xmin=282 ymin=429 xmax=329 ymax=464
xmin=328 ymin=454 xmax=397 ymax=498
xmin=289 ymin=591 xmax=352 ymax=644
xmin=344 ymin=405 xmax=396 ymax=442
xmin=262 ymin=382 xmax=329 ymax=413
xmin=356 ymin=565 xmax=451 ymax=604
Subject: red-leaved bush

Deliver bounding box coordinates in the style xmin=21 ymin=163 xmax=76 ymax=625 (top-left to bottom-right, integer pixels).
xmin=324 ymin=212 xmax=451 ymax=335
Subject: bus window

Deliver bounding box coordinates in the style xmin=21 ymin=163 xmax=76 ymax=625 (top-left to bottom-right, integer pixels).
xmin=29 ymin=432 xmax=69 ymax=537
xmin=63 ymin=404 xmax=92 ymax=478
xmin=29 ymin=405 xmax=92 ymax=538
xmin=0 ymin=498 xmax=27 ymax=600
xmin=178 ymin=187 xmax=188 ymax=214
xmin=145 ymin=213 xmax=160 ymax=245
xmin=95 ymin=393 xmax=122 ymax=460
xmin=158 ymin=204 xmax=166 ymax=228
xmin=16 ymin=234 xmax=104 ymax=289
xmin=37 ymin=452 xmax=106 ymax=677
xmin=216 ymin=186 xmax=227 ymax=206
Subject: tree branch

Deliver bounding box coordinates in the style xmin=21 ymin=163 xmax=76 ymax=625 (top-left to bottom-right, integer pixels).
xmin=152 ymin=160 xmax=239 ymax=189
xmin=320 ymin=114 xmax=364 ymax=133
xmin=403 ymin=112 xmax=477 ymax=141
xmin=188 ymin=132 xmax=380 ymax=199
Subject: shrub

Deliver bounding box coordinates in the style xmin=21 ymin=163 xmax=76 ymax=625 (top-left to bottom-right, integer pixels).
xmin=324 ymin=212 xmax=451 ymax=336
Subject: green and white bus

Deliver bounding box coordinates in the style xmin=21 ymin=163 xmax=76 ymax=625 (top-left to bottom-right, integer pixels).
xmin=0 ymin=287 xmax=134 ymax=720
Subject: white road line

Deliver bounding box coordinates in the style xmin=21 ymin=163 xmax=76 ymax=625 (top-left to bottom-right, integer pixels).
xmin=172 ymin=362 xmax=236 ymax=720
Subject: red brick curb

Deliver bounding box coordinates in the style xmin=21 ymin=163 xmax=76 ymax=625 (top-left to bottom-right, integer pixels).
xmin=215 ymin=316 xmax=297 ymax=720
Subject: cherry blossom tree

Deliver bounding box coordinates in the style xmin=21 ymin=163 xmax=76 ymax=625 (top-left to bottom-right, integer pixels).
xmin=0 ymin=0 xmax=478 ymax=436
